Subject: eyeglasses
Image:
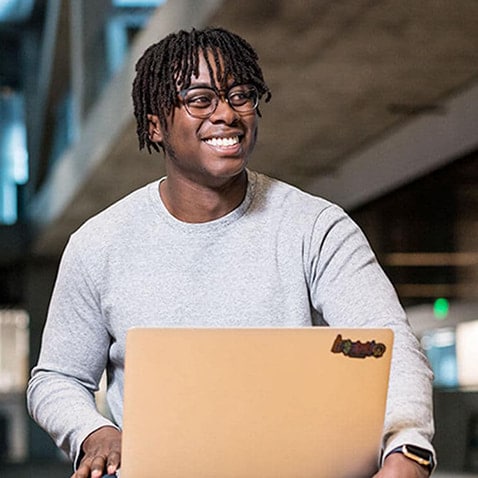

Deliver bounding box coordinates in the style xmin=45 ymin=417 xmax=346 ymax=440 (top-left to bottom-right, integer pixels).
xmin=178 ymin=84 xmax=259 ymax=119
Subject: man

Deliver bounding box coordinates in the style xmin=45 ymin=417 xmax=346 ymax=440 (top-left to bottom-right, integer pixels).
xmin=27 ymin=27 xmax=435 ymax=478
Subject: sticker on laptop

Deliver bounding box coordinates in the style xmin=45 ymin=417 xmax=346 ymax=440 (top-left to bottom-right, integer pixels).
xmin=331 ymin=334 xmax=386 ymax=359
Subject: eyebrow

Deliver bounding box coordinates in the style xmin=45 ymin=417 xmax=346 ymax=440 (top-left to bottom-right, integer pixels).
xmin=185 ymin=81 xmax=242 ymax=92
xmin=187 ymin=82 xmax=216 ymax=89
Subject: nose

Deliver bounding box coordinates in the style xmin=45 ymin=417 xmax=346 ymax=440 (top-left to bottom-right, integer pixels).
xmin=209 ymin=97 xmax=239 ymax=124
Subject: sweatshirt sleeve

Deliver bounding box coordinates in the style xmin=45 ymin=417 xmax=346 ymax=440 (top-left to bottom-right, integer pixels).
xmin=27 ymin=235 xmax=117 ymax=466
xmin=306 ymin=204 xmax=435 ymax=461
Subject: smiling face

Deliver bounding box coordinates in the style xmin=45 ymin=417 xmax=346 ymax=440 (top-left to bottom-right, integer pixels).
xmin=148 ymin=50 xmax=259 ymax=189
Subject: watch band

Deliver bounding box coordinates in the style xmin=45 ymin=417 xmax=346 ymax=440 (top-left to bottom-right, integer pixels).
xmin=389 ymin=444 xmax=434 ymax=471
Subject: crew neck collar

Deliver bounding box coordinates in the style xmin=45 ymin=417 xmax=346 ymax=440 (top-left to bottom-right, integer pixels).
xmin=148 ymin=170 xmax=257 ymax=233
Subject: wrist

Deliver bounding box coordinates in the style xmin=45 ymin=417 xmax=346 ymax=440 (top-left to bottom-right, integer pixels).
xmin=387 ymin=444 xmax=434 ymax=475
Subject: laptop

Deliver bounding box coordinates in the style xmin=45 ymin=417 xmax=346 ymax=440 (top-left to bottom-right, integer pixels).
xmin=121 ymin=327 xmax=393 ymax=478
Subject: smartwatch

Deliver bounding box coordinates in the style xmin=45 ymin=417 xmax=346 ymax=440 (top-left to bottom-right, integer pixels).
xmin=388 ymin=444 xmax=434 ymax=471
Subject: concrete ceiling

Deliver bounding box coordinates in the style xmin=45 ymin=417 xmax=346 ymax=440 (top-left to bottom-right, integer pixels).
xmin=29 ymin=0 xmax=478 ymax=259
xmin=211 ymin=0 xmax=478 ymax=187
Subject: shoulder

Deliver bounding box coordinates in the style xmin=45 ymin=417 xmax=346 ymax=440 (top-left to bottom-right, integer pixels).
xmin=250 ymin=170 xmax=349 ymax=223
xmin=248 ymin=171 xmax=366 ymax=251
xmin=68 ymin=180 xmax=159 ymax=254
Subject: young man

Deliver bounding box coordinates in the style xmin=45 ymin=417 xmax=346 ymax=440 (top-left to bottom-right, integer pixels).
xmin=27 ymin=27 xmax=435 ymax=478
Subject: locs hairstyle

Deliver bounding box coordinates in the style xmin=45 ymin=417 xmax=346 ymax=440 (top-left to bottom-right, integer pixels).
xmin=132 ymin=27 xmax=271 ymax=153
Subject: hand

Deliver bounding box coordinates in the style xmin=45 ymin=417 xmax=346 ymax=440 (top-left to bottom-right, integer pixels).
xmin=72 ymin=426 xmax=122 ymax=478
xmin=372 ymin=452 xmax=430 ymax=478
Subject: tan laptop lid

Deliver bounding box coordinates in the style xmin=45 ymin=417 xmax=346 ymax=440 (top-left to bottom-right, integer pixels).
xmin=121 ymin=327 xmax=393 ymax=478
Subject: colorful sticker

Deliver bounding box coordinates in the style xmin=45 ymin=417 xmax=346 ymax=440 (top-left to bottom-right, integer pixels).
xmin=331 ymin=334 xmax=386 ymax=358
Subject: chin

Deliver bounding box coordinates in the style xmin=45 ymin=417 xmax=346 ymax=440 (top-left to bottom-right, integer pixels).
xmin=201 ymin=161 xmax=248 ymax=186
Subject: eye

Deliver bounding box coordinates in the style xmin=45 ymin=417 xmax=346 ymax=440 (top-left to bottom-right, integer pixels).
xmin=228 ymin=87 xmax=256 ymax=106
xmin=185 ymin=90 xmax=215 ymax=109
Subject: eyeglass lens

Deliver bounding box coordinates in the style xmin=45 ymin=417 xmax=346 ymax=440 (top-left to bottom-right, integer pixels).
xmin=181 ymin=85 xmax=258 ymax=118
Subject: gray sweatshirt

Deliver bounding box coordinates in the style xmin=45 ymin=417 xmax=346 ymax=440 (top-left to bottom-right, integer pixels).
xmin=27 ymin=171 xmax=435 ymax=466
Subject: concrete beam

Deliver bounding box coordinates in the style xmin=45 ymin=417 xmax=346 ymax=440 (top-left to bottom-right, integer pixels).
xmin=308 ymin=82 xmax=478 ymax=210
xmin=28 ymin=0 xmax=223 ymax=229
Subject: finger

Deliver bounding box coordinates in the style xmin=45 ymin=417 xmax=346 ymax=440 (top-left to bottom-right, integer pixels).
xmin=72 ymin=461 xmax=93 ymax=478
xmin=89 ymin=455 xmax=108 ymax=478
xmin=106 ymin=450 xmax=121 ymax=474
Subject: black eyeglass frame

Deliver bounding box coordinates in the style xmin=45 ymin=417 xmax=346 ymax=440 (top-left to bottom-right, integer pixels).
xmin=178 ymin=84 xmax=260 ymax=119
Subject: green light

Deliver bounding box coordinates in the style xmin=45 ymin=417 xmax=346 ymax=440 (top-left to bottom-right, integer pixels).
xmin=433 ymin=298 xmax=449 ymax=320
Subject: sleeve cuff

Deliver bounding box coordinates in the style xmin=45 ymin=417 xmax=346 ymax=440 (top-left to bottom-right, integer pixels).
xmin=381 ymin=437 xmax=437 ymax=473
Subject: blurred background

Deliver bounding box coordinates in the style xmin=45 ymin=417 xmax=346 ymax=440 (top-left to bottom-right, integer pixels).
xmin=0 ymin=0 xmax=477 ymax=476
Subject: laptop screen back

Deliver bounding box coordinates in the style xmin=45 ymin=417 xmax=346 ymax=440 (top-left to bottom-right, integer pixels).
xmin=121 ymin=327 xmax=393 ymax=478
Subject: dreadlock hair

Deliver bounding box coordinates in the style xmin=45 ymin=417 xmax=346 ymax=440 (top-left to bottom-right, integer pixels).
xmin=132 ymin=26 xmax=272 ymax=153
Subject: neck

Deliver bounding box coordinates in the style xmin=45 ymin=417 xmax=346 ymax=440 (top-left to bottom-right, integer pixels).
xmin=159 ymin=170 xmax=248 ymax=223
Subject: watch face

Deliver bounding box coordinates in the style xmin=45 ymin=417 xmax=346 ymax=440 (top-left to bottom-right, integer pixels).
xmin=403 ymin=444 xmax=433 ymax=468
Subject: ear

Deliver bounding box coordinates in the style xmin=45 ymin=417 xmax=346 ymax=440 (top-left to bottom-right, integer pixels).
xmin=147 ymin=114 xmax=164 ymax=143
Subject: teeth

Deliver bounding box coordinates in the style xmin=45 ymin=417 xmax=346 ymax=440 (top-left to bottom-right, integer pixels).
xmin=204 ymin=136 xmax=239 ymax=147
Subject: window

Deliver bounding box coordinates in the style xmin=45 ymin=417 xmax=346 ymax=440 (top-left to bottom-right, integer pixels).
xmin=0 ymin=89 xmax=28 ymax=225
xmin=456 ymin=320 xmax=478 ymax=389
xmin=106 ymin=0 xmax=166 ymax=75
xmin=421 ymin=327 xmax=458 ymax=388
xmin=0 ymin=309 xmax=29 ymax=462
xmin=0 ymin=309 xmax=29 ymax=393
